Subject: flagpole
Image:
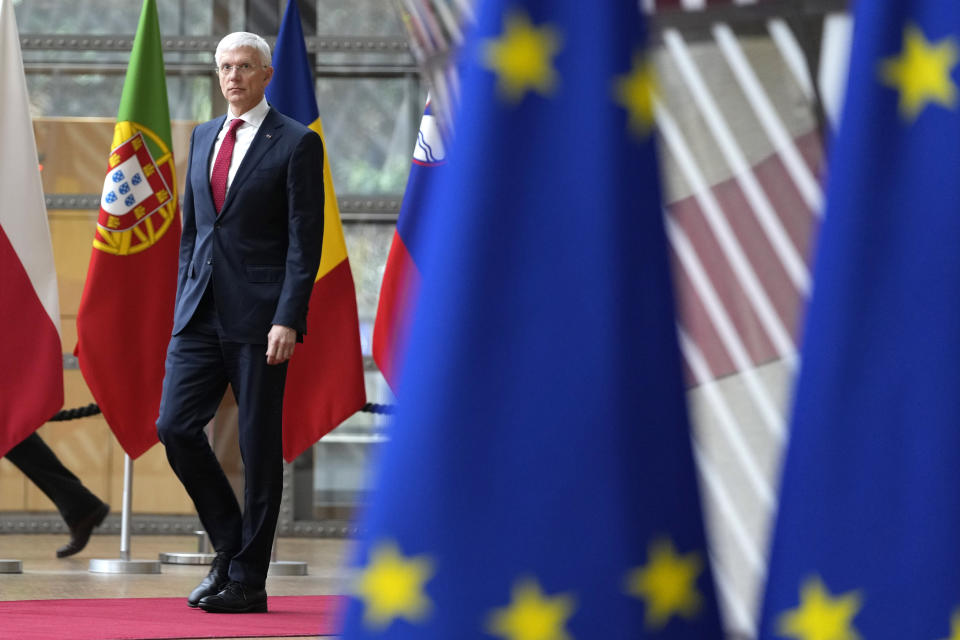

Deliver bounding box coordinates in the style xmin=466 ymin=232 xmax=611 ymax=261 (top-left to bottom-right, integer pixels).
xmin=270 ymin=539 xmax=307 ymax=576
xmin=269 ymin=464 xmax=307 ymax=576
xmin=158 ymin=529 xmax=215 ymax=565
xmin=119 ymin=454 xmax=133 ymax=560
xmin=89 ymin=455 xmax=160 ymax=574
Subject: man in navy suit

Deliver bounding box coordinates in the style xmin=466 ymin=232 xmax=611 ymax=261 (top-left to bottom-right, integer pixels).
xmin=156 ymin=31 xmax=324 ymax=614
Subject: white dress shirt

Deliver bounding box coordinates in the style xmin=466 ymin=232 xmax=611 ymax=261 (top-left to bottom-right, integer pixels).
xmin=209 ymin=97 xmax=271 ymax=196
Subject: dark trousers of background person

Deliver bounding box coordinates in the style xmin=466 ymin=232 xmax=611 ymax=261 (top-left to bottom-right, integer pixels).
xmin=156 ymin=285 xmax=287 ymax=589
xmin=6 ymin=432 xmax=104 ymax=527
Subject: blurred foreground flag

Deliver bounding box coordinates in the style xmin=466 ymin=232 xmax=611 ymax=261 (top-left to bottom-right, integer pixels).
xmin=266 ymin=0 xmax=366 ymax=461
xmin=372 ymin=99 xmax=446 ymax=392
xmin=340 ymin=1 xmax=724 ymax=638
xmin=0 ymin=0 xmax=63 ymax=457
xmin=758 ymin=4 xmax=960 ymax=639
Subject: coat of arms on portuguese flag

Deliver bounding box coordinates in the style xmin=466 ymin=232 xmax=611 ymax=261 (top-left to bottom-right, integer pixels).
xmin=96 ymin=126 xmax=176 ymax=254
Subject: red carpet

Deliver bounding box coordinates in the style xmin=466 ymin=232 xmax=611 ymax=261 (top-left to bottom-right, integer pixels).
xmin=0 ymin=595 xmax=345 ymax=639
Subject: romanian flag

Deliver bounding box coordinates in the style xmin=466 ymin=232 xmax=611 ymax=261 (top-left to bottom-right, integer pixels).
xmin=759 ymin=2 xmax=960 ymax=638
xmin=74 ymin=0 xmax=179 ymax=459
xmin=0 ymin=0 xmax=63 ymax=457
xmin=266 ymin=0 xmax=366 ymax=462
xmin=372 ymin=100 xmax=446 ymax=392
xmin=340 ymin=0 xmax=724 ymax=637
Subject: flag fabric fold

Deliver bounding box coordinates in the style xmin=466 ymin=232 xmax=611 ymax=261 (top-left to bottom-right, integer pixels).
xmin=759 ymin=3 xmax=960 ymax=639
xmin=372 ymin=99 xmax=446 ymax=392
xmin=0 ymin=0 xmax=63 ymax=457
xmin=74 ymin=0 xmax=180 ymax=459
xmin=341 ymin=0 xmax=724 ymax=638
xmin=266 ymin=0 xmax=367 ymax=462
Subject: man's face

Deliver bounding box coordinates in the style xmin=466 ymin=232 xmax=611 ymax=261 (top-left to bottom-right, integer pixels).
xmin=217 ymin=46 xmax=273 ymax=116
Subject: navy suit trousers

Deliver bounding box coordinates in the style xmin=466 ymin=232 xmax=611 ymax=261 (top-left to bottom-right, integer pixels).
xmin=156 ymin=287 xmax=287 ymax=589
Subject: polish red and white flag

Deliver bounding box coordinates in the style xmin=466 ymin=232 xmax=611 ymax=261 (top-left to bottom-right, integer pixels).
xmin=0 ymin=0 xmax=64 ymax=457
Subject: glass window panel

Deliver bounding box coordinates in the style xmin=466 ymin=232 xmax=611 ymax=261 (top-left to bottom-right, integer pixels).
xmin=314 ymin=50 xmax=415 ymax=67
xmin=13 ymin=0 xmax=213 ymax=36
xmin=21 ymin=49 xmax=213 ymax=65
xmin=22 ymin=50 xmax=131 ymax=64
xmin=317 ymin=75 xmax=423 ymax=194
xmin=316 ymin=0 xmax=406 ymax=37
xmin=343 ymin=223 xmax=394 ymax=323
xmin=26 ymin=73 xmax=213 ymax=121
xmin=27 ymin=74 xmax=123 ymax=118
xmin=166 ymin=75 xmax=216 ymax=121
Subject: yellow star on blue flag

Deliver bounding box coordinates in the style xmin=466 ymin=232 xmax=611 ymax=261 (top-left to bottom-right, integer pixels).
xmin=353 ymin=540 xmax=434 ymax=629
xmin=879 ymin=23 xmax=959 ymax=121
xmin=776 ymin=576 xmax=862 ymax=640
xmin=614 ymin=53 xmax=657 ymax=135
xmin=486 ymin=577 xmax=575 ymax=640
xmin=482 ymin=10 xmax=561 ymax=103
xmin=625 ymin=538 xmax=704 ymax=629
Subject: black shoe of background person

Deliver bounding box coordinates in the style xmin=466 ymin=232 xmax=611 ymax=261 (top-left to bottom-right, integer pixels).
xmin=198 ymin=580 xmax=268 ymax=613
xmin=56 ymin=501 xmax=110 ymax=558
xmin=187 ymin=551 xmax=232 ymax=608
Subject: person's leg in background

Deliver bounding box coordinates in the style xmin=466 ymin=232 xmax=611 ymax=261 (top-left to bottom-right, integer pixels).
xmin=5 ymin=431 xmax=110 ymax=558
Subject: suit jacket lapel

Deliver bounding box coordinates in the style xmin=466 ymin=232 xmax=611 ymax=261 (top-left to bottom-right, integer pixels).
xmin=195 ymin=115 xmax=225 ymax=217
xmin=219 ymin=107 xmax=284 ymax=217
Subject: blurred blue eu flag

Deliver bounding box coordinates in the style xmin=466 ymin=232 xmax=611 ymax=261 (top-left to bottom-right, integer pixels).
xmin=340 ymin=0 xmax=724 ymax=638
xmin=758 ymin=3 xmax=960 ymax=639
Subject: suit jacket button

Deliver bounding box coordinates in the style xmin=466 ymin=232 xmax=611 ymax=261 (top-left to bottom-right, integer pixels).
xmin=206 ymin=259 xmax=213 ymax=265
xmin=214 ymin=223 xmax=221 ymax=230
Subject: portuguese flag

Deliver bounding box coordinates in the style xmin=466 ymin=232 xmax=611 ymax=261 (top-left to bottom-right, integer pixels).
xmin=267 ymin=0 xmax=367 ymax=461
xmin=75 ymin=0 xmax=179 ymax=459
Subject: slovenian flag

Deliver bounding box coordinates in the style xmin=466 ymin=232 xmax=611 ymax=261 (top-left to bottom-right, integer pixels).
xmin=372 ymin=100 xmax=446 ymax=392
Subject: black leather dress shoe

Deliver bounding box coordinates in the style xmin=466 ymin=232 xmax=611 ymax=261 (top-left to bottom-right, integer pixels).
xmin=56 ymin=502 xmax=109 ymax=558
xmin=187 ymin=552 xmax=232 ymax=608
xmin=198 ymin=581 xmax=268 ymax=613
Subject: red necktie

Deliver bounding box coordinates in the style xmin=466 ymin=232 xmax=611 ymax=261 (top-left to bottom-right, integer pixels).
xmin=210 ymin=118 xmax=244 ymax=214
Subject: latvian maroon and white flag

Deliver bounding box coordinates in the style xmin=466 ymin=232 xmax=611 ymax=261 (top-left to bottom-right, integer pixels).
xmin=0 ymin=0 xmax=64 ymax=457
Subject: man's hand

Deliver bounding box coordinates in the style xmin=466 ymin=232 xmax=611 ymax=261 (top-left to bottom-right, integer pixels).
xmin=266 ymin=325 xmax=297 ymax=365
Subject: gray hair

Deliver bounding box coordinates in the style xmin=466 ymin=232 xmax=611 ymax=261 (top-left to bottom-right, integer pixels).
xmin=215 ymin=32 xmax=271 ymax=67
